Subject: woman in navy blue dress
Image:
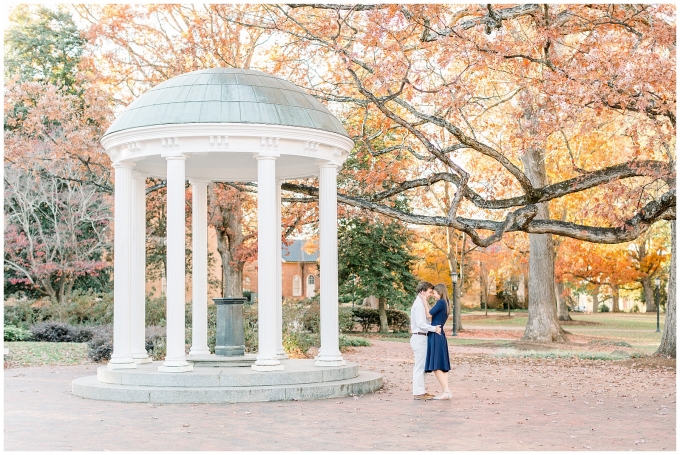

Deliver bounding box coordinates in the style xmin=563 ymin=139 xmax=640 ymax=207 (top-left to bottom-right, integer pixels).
xmin=424 ymin=283 xmax=452 ymax=400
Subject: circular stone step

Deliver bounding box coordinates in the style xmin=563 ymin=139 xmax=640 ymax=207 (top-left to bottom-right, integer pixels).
xmin=72 ymin=373 xmax=382 ymax=404
xmin=96 ymin=359 xmax=359 ymax=387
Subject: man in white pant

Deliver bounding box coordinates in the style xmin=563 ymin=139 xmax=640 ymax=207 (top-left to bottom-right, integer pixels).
xmin=410 ymin=280 xmax=441 ymax=400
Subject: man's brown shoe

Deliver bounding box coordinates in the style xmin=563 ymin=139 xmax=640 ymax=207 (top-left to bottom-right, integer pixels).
xmin=413 ymin=394 xmax=433 ymax=400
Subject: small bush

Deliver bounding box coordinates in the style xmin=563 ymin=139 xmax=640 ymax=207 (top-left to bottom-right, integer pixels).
xmin=386 ymin=309 xmax=410 ymax=332
xmin=631 ymin=304 xmax=640 ymax=313
xmin=339 ymin=335 xmax=370 ymax=347
xmin=352 ymin=307 xmax=380 ymax=331
xmin=86 ymin=324 xmax=113 ymax=362
xmin=283 ymin=331 xmax=319 ymax=356
xmin=599 ymin=304 xmax=610 ymax=313
xmin=301 ymin=302 xmax=320 ymax=333
xmin=145 ymin=325 xmax=167 ymax=360
xmin=4 ymin=299 xmax=51 ymax=328
xmin=30 ymin=321 xmax=93 ymax=343
xmin=62 ymin=290 xmax=113 ymax=325
xmin=146 ymin=294 xmax=167 ymax=326
xmin=85 ymin=325 xmax=170 ymax=362
xmin=351 ymin=307 xmax=410 ymax=332
xmin=243 ymin=303 xmax=259 ymax=353
xmin=338 ymin=307 xmax=355 ymax=333
xmin=4 ymin=324 xmax=33 ymax=341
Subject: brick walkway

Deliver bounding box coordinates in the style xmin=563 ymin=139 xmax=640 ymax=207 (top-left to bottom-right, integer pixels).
xmin=3 ymin=340 xmax=675 ymax=451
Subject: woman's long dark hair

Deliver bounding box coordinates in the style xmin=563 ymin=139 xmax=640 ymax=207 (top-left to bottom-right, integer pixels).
xmin=434 ymin=283 xmax=450 ymax=317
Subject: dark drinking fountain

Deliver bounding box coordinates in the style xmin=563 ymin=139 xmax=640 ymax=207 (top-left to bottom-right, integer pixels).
xmin=212 ymin=297 xmax=247 ymax=356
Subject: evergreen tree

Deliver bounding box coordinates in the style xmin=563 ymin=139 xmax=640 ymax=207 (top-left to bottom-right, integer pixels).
xmin=4 ymin=5 xmax=85 ymax=93
xmin=338 ymin=218 xmax=418 ymax=332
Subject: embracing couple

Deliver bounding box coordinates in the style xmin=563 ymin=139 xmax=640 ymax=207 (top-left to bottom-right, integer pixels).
xmin=410 ymin=280 xmax=452 ymax=401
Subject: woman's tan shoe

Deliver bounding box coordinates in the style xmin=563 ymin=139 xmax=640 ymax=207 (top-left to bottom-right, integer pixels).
xmin=432 ymin=391 xmax=452 ymax=400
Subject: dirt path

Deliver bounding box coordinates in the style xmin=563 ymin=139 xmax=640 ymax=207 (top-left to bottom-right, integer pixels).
xmin=4 ymin=340 xmax=675 ymax=451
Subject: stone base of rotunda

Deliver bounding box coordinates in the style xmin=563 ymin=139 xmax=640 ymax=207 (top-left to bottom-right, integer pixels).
xmin=71 ymin=359 xmax=382 ymax=403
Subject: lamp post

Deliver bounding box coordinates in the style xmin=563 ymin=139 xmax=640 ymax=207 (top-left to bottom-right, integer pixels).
xmin=654 ymin=277 xmax=661 ymax=333
xmin=510 ymin=284 xmax=518 ymax=317
xmin=451 ymin=271 xmax=458 ymax=337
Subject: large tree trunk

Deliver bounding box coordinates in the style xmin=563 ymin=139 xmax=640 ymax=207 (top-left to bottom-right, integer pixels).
xmin=520 ymin=146 xmax=565 ymax=342
xmin=378 ymin=296 xmax=389 ymax=333
xmin=210 ymin=185 xmax=245 ymax=298
xmin=216 ymin=231 xmax=244 ymax=298
xmin=521 ymin=265 xmax=529 ymax=308
xmin=641 ymin=276 xmax=655 ymax=312
xmin=656 ymin=221 xmax=675 ymax=357
xmin=592 ymin=285 xmax=600 ymax=313
xmin=611 ymin=284 xmax=621 ymax=313
xmin=555 ymin=279 xmax=572 ymax=321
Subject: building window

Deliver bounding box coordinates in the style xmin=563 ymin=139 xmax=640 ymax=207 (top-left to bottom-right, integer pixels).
xmin=292 ymin=275 xmax=302 ymax=296
xmin=306 ymin=274 xmax=316 ymax=298
xmin=243 ymin=277 xmax=251 ymax=292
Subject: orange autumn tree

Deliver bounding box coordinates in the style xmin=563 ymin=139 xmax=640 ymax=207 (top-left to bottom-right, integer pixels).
xmin=558 ymin=239 xmax=639 ymax=313
xmin=236 ymin=4 xmax=675 ymax=347
xmin=629 ymin=222 xmax=672 ymax=312
xmin=75 ymin=5 xmax=675 ymax=352
xmin=75 ymin=4 xmax=273 ymax=297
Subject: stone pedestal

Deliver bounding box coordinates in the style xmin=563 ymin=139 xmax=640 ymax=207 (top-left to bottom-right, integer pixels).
xmin=213 ymin=298 xmax=247 ymax=356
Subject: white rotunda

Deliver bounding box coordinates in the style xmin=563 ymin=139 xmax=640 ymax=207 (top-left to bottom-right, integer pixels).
xmin=101 ymin=67 xmax=353 ymax=373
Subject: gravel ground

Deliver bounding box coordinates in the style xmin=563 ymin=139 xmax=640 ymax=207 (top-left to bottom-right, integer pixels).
xmin=3 ymin=339 xmax=675 ymax=451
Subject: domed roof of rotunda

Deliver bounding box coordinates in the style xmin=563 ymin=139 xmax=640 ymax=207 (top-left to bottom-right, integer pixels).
xmin=104 ymin=68 xmax=349 ymax=138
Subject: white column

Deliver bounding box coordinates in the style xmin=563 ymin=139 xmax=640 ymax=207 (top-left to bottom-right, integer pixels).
xmin=130 ymin=171 xmax=151 ymax=363
xmin=108 ymin=163 xmax=137 ymax=370
xmin=189 ymin=179 xmax=211 ymax=356
xmin=159 ymin=156 xmax=193 ymax=372
xmin=252 ymin=155 xmax=283 ymax=371
xmin=275 ymin=179 xmax=288 ymax=359
xmin=316 ymin=163 xmax=345 ymax=366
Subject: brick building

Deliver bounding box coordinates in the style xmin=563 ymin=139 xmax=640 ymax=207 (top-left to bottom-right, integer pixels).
xmin=243 ymin=239 xmax=320 ymax=299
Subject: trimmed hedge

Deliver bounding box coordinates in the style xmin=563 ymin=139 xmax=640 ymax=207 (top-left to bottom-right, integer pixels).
xmin=30 ymin=321 xmax=93 ymax=343
xmin=351 ymin=307 xmax=410 ymax=332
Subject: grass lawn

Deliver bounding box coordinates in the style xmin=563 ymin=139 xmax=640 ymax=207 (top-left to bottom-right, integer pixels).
xmin=4 ymin=341 xmax=91 ymax=367
xmin=564 ymin=313 xmax=664 ymax=353
xmin=460 ymin=311 xmax=664 ymax=354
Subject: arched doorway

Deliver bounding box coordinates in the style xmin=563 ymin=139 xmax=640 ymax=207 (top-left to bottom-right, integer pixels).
xmin=306 ymin=274 xmax=316 ymax=298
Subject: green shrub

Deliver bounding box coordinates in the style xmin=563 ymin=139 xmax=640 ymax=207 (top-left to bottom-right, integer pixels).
xmin=85 ymin=325 xmax=170 ymax=362
xmin=599 ymin=304 xmax=610 ymax=313
xmin=243 ymin=303 xmax=258 ymax=353
xmin=4 ymin=299 xmax=52 ymax=328
xmin=350 ymin=307 xmax=410 ymax=332
xmin=86 ymin=324 xmax=113 ymax=362
xmin=4 ymin=324 xmax=33 ymax=341
xmin=386 ymin=309 xmax=410 ymax=332
xmin=352 ymin=307 xmax=380 ymax=331
xmin=5 ymin=291 xmax=114 ymax=328
xmin=61 ymin=290 xmax=113 ymax=325
xmin=339 ymin=335 xmax=370 ymax=347
xmin=207 ymin=303 xmax=217 ymax=353
xmin=146 ymin=294 xmax=167 ymax=326
xmin=283 ymin=331 xmax=319 ymax=355
xmin=144 ymin=325 xmax=167 ymax=361
xmin=338 ymin=307 xmax=355 ymax=333
xmin=30 ymin=321 xmax=93 ymax=343
xmin=301 ymin=302 xmax=320 ymax=333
